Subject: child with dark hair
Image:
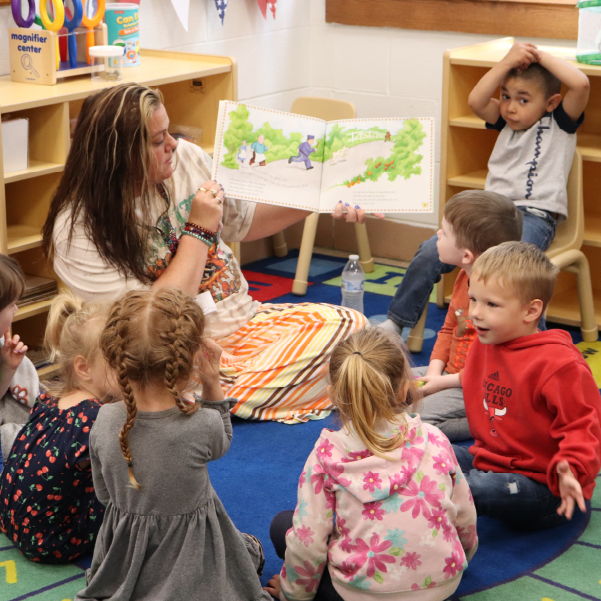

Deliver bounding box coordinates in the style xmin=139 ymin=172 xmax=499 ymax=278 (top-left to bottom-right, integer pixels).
xmin=380 ymin=42 xmax=589 ymax=339
xmin=0 ymin=293 xmax=113 ymax=562
xmin=77 ymin=288 xmax=271 ymax=601
xmin=0 ymin=255 xmax=39 ymax=461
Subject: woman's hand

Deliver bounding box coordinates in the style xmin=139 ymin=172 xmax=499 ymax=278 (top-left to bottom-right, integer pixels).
xmin=333 ymin=200 xmax=385 ymax=224
xmin=188 ymin=179 xmax=225 ymax=233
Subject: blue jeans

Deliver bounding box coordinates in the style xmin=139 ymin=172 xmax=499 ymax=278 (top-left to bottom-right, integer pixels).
xmin=387 ymin=207 xmax=558 ymax=328
xmin=452 ymin=445 xmax=568 ymax=530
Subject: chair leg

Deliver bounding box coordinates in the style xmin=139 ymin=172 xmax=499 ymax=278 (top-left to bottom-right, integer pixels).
xmin=551 ymin=250 xmax=598 ymax=342
xmin=354 ymin=222 xmax=374 ymax=273
xmin=407 ymin=304 xmax=428 ymax=353
xmin=572 ymin=254 xmax=598 ymax=341
xmin=272 ymin=231 xmax=288 ymax=258
xmin=292 ymin=212 xmax=319 ymax=296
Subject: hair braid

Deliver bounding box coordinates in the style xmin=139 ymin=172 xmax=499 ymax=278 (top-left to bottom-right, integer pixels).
xmin=100 ymin=288 xmax=206 ymax=491
xmin=117 ymin=359 xmax=141 ymax=490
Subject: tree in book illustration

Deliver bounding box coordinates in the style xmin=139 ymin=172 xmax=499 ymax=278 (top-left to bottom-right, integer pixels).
xmin=220 ymin=104 xmax=325 ymax=168
xmin=222 ymin=104 xmax=255 ymax=168
xmin=342 ymin=119 xmax=426 ymax=188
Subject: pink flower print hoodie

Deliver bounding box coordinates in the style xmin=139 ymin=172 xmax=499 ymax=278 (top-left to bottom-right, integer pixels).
xmin=280 ymin=414 xmax=478 ymax=601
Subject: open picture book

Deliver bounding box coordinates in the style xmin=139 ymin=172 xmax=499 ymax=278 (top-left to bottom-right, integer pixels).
xmin=211 ymin=101 xmax=434 ymax=214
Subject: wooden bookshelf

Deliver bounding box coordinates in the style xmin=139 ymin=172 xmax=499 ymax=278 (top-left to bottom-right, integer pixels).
xmin=0 ymin=49 xmax=236 ymax=369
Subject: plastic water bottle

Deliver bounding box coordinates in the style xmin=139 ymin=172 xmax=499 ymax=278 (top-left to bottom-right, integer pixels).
xmin=341 ymin=254 xmax=365 ymax=313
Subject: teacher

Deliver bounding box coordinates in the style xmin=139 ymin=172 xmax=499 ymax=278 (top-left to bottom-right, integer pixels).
xmin=42 ymin=83 xmax=367 ymax=423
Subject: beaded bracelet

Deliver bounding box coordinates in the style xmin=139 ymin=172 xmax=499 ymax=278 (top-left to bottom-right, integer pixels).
xmin=185 ymin=221 xmax=217 ymax=238
xmin=181 ymin=222 xmax=218 ymax=247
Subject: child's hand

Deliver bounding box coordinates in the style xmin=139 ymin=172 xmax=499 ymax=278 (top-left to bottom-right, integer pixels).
xmin=195 ymin=338 xmax=224 ymax=401
xmin=502 ymin=42 xmax=540 ymax=71
xmin=556 ymin=460 xmax=586 ymax=519
xmin=1 ymin=331 xmax=28 ymax=371
xmin=264 ymin=574 xmax=282 ymax=599
xmin=419 ymin=373 xmax=459 ymax=396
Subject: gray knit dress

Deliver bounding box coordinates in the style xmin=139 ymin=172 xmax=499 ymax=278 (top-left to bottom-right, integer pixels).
xmin=76 ymin=399 xmax=271 ymax=601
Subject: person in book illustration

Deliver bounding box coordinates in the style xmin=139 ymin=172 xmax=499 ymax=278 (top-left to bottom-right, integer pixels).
xmin=237 ymin=140 xmax=251 ymax=168
xmin=250 ymin=134 xmax=268 ymax=166
xmin=288 ymin=134 xmax=316 ymax=170
xmin=384 ymin=130 xmax=391 ymax=142
xmin=42 ymin=83 xmax=368 ymax=425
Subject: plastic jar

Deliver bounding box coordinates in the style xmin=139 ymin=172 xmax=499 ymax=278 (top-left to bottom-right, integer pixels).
xmin=577 ymin=0 xmax=601 ymax=65
xmin=89 ymin=45 xmax=123 ymax=81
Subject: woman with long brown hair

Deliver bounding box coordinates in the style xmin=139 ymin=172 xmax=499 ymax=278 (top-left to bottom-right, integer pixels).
xmin=43 ymin=83 xmax=366 ymax=423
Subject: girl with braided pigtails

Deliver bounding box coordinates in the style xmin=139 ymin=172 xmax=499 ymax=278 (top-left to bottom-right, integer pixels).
xmin=76 ymin=288 xmax=271 ymax=601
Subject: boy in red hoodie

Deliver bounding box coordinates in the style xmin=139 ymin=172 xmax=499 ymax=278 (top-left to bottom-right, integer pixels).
xmin=454 ymin=241 xmax=601 ymax=529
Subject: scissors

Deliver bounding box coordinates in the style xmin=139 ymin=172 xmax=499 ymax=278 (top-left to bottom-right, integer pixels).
xmin=64 ymin=0 xmax=83 ymax=69
xmin=11 ymin=0 xmax=36 ymax=28
xmin=39 ymin=0 xmax=65 ymax=70
xmin=82 ymin=0 xmax=106 ymax=64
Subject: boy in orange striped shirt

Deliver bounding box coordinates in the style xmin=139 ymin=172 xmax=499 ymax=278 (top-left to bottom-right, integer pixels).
xmin=413 ymin=190 xmax=522 ymax=440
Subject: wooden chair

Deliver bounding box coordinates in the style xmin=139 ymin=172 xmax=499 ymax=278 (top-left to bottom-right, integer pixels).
xmin=407 ymin=153 xmax=597 ymax=352
xmin=546 ymin=153 xmax=597 ymax=341
xmin=272 ymin=96 xmax=374 ymax=295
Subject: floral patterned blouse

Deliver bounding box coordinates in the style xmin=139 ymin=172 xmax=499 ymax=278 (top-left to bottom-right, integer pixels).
xmin=0 ymin=393 xmax=104 ymax=563
xmin=280 ymin=414 xmax=478 ymax=601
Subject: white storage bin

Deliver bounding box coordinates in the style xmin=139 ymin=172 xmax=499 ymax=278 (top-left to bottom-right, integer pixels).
xmin=1 ymin=118 xmax=29 ymax=174
xmin=577 ymin=0 xmax=601 ymax=65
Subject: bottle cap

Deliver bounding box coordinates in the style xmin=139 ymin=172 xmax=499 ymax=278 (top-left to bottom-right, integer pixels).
xmin=89 ymin=45 xmax=124 ymax=58
xmin=349 ymin=254 xmax=359 ymax=260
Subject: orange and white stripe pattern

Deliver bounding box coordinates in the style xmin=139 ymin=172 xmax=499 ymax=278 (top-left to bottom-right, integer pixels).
xmin=218 ymin=303 xmax=367 ymax=423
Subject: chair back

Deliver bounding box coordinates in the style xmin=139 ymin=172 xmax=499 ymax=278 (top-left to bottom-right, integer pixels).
xmin=546 ymin=152 xmax=583 ymax=257
xmin=290 ymin=96 xmax=356 ymax=120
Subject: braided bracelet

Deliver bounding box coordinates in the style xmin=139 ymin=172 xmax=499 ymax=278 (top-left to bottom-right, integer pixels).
xmin=181 ymin=230 xmax=215 ymax=247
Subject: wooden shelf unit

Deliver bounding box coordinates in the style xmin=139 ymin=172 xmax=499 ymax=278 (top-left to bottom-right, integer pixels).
xmin=438 ymin=37 xmax=601 ymax=329
xmin=0 ymin=49 xmax=236 ymax=367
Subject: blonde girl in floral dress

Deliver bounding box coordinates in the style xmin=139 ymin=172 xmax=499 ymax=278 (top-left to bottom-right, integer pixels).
xmin=267 ymin=328 xmax=478 ymax=601
xmin=0 ymin=294 xmax=113 ymax=562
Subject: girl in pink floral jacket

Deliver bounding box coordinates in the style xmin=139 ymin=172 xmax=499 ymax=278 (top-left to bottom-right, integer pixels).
xmin=266 ymin=328 xmax=478 ymax=601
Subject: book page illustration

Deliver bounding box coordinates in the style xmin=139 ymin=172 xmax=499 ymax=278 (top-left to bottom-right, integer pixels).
xmin=212 ymin=101 xmax=433 ymax=214
xmin=320 ymin=118 xmax=433 ymax=213
xmin=212 ymin=102 xmax=326 ymax=211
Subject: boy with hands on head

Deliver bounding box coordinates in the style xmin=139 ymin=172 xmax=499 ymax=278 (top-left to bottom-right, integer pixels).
xmin=454 ymin=242 xmax=601 ymax=529
xmin=379 ymin=41 xmax=589 ymax=340
xmin=468 ymin=41 xmax=589 ymax=244
xmin=416 ymin=191 xmax=522 ymax=442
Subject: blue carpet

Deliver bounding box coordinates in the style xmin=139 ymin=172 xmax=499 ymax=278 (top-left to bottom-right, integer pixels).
xmin=1 ymin=250 xmax=596 ymax=600
xmin=207 ymin=250 xmax=592 ymax=598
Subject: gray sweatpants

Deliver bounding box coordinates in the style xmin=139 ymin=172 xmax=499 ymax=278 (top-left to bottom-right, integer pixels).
xmin=412 ymin=365 xmax=471 ymax=441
